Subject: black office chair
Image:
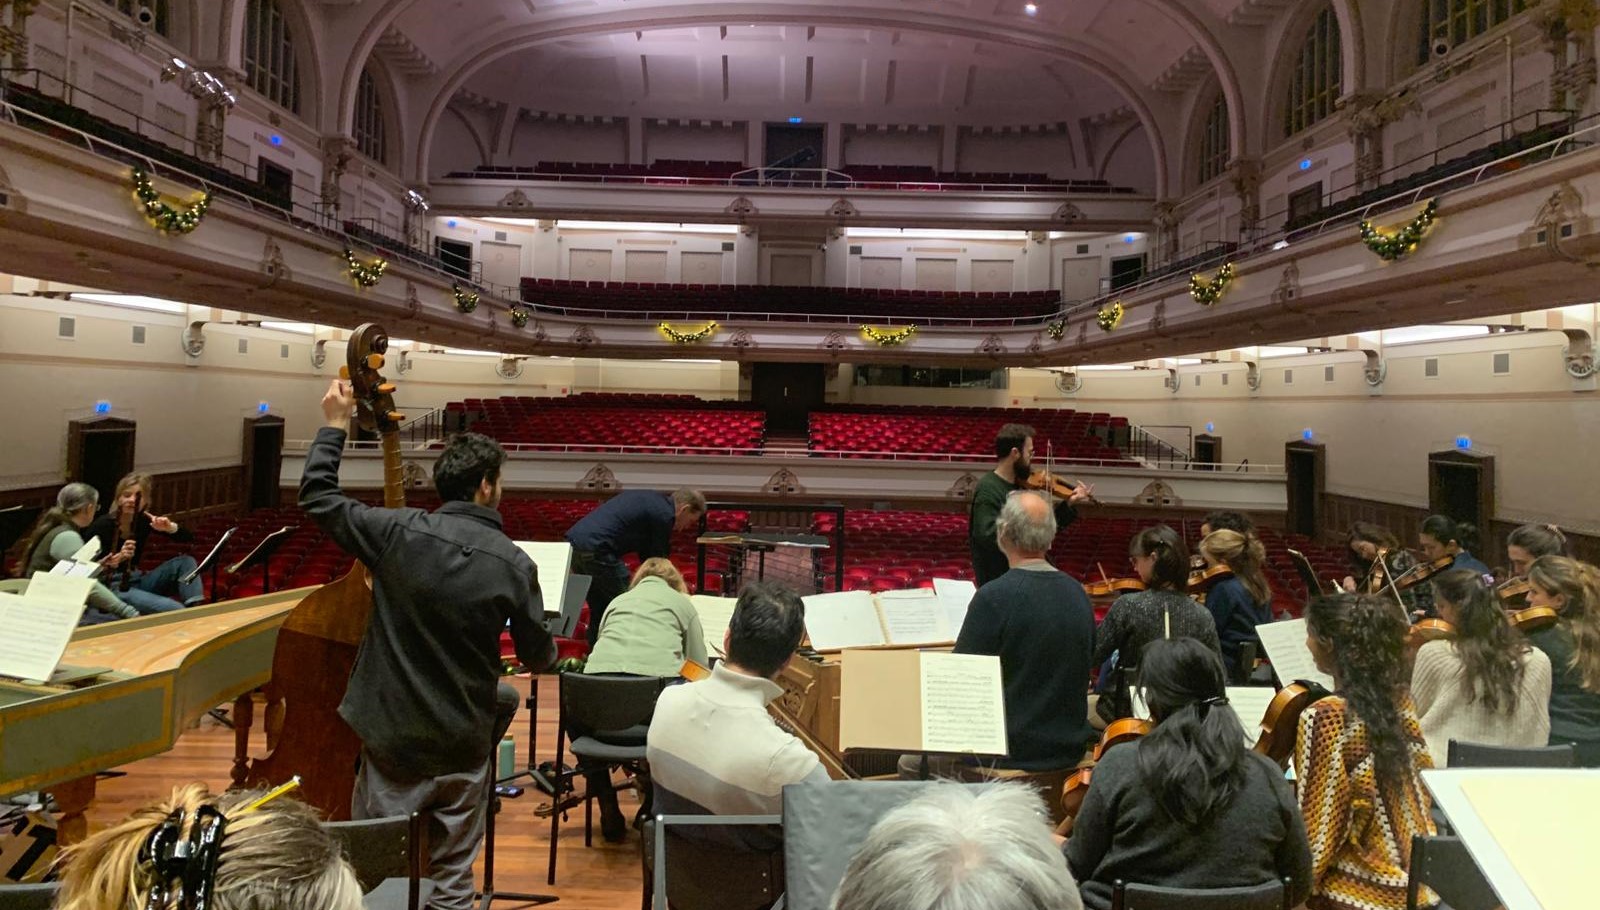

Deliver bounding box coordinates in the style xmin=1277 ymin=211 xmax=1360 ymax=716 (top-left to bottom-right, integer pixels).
xmin=1406 ymin=834 xmax=1500 ymax=910
xmin=1110 ymin=878 xmax=1290 ymax=910
xmin=546 ymin=672 xmax=671 ymax=885
xmin=0 ymin=882 xmax=58 ymax=910
xmin=1447 ymin=740 xmax=1578 ymax=768
xmin=322 ymin=812 xmax=432 ymax=910
xmin=640 ymin=812 xmax=783 ymax=910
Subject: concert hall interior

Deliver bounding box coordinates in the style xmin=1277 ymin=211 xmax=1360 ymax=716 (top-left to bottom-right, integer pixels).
xmin=3 ymin=1 xmax=1600 ymax=909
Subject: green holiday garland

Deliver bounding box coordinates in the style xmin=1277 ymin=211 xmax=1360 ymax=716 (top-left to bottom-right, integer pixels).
xmin=659 ymin=321 xmax=719 ymax=343
xmin=1045 ymin=319 xmax=1067 ymax=340
xmin=130 ymin=167 xmax=211 ymax=234
xmin=1359 ymin=198 xmax=1438 ymax=261
xmin=452 ymin=283 xmax=480 ymax=313
xmin=343 ymin=249 xmax=388 ymax=288
xmin=1189 ymin=262 xmax=1235 ymax=306
xmin=1096 ymin=301 xmax=1124 ymax=332
xmin=861 ymin=325 xmax=917 ymax=346
xmin=509 ymin=306 xmax=530 ymax=328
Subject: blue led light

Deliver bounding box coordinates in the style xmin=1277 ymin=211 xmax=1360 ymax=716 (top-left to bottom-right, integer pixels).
xmin=1302 ymin=428 xmax=1314 ymax=441
xmin=787 ymin=116 xmax=803 ymax=124
xmin=94 ymin=401 xmax=111 ymax=415
xmin=258 ymin=402 xmax=270 ymax=414
xmin=1299 ymin=158 xmax=1312 ymax=171
xmin=270 ymin=134 xmax=283 ymax=146
xmin=1455 ymin=435 xmax=1471 ymax=450
xmin=1124 ymin=233 xmax=1137 ymax=244
xmin=1205 ymin=422 xmax=1215 ymax=434
xmin=446 ymin=219 xmax=459 ymax=228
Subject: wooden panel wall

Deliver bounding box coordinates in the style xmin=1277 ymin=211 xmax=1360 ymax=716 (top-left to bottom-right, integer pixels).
xmin=1322 ymin=493 xmax=1600 ymax=571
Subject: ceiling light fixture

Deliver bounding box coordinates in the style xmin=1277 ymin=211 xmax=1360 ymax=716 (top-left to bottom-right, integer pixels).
xmin=1024 ymin=3 xmax=1039 ymax=15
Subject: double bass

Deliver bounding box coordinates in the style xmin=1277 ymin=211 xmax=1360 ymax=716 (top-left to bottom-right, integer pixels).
xmin=245 ymin=324 xmax=405 ymax=818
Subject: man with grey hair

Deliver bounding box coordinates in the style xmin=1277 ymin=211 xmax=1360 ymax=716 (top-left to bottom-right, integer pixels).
xmin=832 ymin=782 xmax=1083 ymax=910
xmin=902 ymin=491 xmax=1096 ymax=777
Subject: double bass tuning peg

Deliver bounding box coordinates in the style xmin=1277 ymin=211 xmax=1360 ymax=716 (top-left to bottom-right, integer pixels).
xmin=377 ymin=383 xmax=396 ymax=394
xmin=366 ymin=353 xmax=385 ymax=370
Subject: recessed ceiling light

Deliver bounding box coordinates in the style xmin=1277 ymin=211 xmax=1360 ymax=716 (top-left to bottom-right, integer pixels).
xmin=1024 ymin=3 xmax=1038 ymax=14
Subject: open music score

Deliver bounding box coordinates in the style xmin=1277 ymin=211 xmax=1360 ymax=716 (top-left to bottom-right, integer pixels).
xmin=1224 ymin=686 xmax=1282 ymax=745
xmin=838 ymin=648 xmax=1007 ymax=756
xmin=688 ymin=594 xmax=736 ymax=657
xmin=1255 ymin=617 xmax=1336 ymax=691
xmin=49 ymin=538 xmax=104 ymax=578
xmin=801 ymin=584 xmax=975 ymax=651
xmin=511 ymin=540 xmax=572 ymax=618
xmin=0 ymin=574 xmax=94 ymax=682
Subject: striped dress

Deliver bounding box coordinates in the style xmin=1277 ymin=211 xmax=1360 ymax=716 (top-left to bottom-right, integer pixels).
xmin=1295 ymin=695 xmax=1438 ymax=910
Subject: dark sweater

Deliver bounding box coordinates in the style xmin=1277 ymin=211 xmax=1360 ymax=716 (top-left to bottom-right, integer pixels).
xmin=954 ymin=563 xmax=1096 ymax=769
xmin=565 ymin=490 xmax=675 ymax=560
xmin=1066 ymin=742 xmax=1314 ymax=910
xmin=1204 ymin=576 xmax=1272 ymax=670
xmin=86 ymin=509 xmax=194 ymax=570
xmin=967 ymin=470 xmax=1077 ymax=587
xmin=1093 ymin=589 xmax=1221 ymax=719
xmin=1527 ymin=624 xmax=1600 ymax=765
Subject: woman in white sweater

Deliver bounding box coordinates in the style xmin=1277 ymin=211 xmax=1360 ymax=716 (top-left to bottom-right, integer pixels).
xmin=1412 ymin=568 xmax=1551 ymax=766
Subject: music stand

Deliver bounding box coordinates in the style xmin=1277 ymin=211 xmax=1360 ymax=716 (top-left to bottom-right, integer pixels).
xmin=475 ymin=574 xmax=588 ymax=910
xmin=225 ymin=526 xmax=294 ymax=594
xmin=181 ymin=526 xmax=236 ymax=602
xmin=1285 ymin=548 xmax=1325 ymax=599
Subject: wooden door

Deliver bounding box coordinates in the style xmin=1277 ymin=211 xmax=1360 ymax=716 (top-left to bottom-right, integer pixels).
xmin=751 ymin=363 xmax=826 ymax=435
xmin=1428 ymin=450 xmax=1495 ymax=532
xmin=66 ymin=417 xmax=136 ymax=507
xmin=1284 ymin=441 xmax=1325 ymax=540
xmin=242 ymin=416 xmax=286 ymax=510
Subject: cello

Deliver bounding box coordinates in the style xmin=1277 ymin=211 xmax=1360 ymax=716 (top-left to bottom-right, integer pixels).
xmin=1251 ymin=680 xmax=1331 ymax=769
xmin=245 ymin=324 xmax=405 ymax=819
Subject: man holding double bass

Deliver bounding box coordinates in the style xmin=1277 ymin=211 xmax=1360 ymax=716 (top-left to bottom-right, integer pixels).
xmin=302 ymin=378 xmax=555 ymax=910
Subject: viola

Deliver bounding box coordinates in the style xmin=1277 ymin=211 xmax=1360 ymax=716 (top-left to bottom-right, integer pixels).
xmin=1406 ymin=618 xmax=1457 ymax=650
xmin=1025 ymin=470 xmax=1099 ymax=505
xmin=1495 ymin=577 xmax=1534 ymax=608
xmin=1509 ymin=605 xmax=1559 ymax=634
xmin=1060 ymin=717 xmax=1153 ymax=819
xmin=1083 ymin=576 xmax=1147 ymax=599
xmin=1188 ymin=564 xmax=1234 ymax=593
xmin=246 ymin=324 xmax=404 ymax=819
xmin=1251 ymin=680 xmax=1331 ymax=769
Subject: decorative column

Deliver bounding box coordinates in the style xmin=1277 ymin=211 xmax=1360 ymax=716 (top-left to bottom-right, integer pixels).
xmin=1 ymin=1 xmax=39 ymax=70
xmin=1228 ymin=157 xmax=1261 ymax=237
xmin=1151 ymin=200 xmax=1180 ymax=264
xmin=1535 ymin=0 xmax=1600 ymax=113
xmin=320 ymin=136 xmax=356 ymax=221
xmin=1337 ymin=92 xmax=1414 ymax=192
xmin=403 ymin=186 xmax=430 ymax=249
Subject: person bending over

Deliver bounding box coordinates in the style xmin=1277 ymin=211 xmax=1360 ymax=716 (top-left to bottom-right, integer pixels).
xmin=566 ymin=488 xmax=706 ymax=644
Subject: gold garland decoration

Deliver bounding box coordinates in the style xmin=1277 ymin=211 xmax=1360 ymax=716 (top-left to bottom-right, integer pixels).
xmin=509 ymin=306 xmax=530 ymax=328
xmin=452 ymin=283 xmax=480 ymax=313
xmin=130 ymin=167 xmax=211 ymax=234
xmin=343 ymin=249 xmax=388 ymax=288
xmin=1189 ymin=262 xmax=1235 ymax=306
xmin=1095 ymin=301 xmax=1124 ymax=332
xmin=1045 ymin=319 xmax=1067 ymax=340
xmin=861 ymin=325 xmax=917 ymax=347
xmin=1358 ymin=198 xmax=1438 ymax=262
xmin=659 ymin=321 xmax=719 ymax=344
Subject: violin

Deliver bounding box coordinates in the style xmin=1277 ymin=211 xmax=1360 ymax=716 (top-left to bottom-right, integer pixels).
xmin=1025 ymin=470 xmax=1099 ymax=505
xmin=1083 ymin=576 xmax=1146 ymax=599
xmin=1406 ymin=618 xmax=1457 ymax=650
xmin=1394 ymin=554 xmax=1456 ymax=592
xmin=1060 ymin=717 xmax=1153 ymax=819
xmin=1508 ymin=605 xmax=1559 ymax=634
xmin=1188 ymin=564 xmax=1234 ymax=594
xmin=1495 ymin=577 xmax=1534 ymax=609
xmin=1251 ymin=680 xmax=1331 ymax=769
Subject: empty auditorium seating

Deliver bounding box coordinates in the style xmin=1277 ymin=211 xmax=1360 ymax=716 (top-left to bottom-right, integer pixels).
xmin=807 ymin=405 xmax=1137 ymax=464
xmin=443 ymin=160 xmax=1138 ymax=193
xmin=450 ymin=393 xmax=767 ymax=454
xmin=517 ymin=279 xmax=1062 ymax=324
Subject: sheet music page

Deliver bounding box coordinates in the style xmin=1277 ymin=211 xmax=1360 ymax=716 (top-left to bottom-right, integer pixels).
xmin=25 ymin=572 xmax=94 ymax=607
xmin=70 ymin=538 xmax=100 ymax=562
xmin=1255 ymin=618 xmax=1336 ymax=691
xmin=931 ymin=578 xmax=976 ymax=638
xmin=0 ymin=587 xmax=85 ymax=681
xmin=918 ymin=652 xmax=1007 ymax=755
xmin=49 ymin=560 xmax=99 ymax=578
xmin=801 ymin=590 xmax=886 ymax=650
xmin=1458 ymin=773 xmax=1600 ymax=910
xmin=876 ymin=589 xmax=953 ymax=646
xmin=512 ymin=541 xmax=572 ymax=617
xmin=1225 ymin=686 xmax=1281 ymax=745
xmin=688 ymin=594 xmax=737 ymax=657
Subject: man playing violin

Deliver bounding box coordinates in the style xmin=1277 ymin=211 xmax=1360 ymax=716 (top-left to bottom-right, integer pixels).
xmin=968 ymin=423 xmax=1094 ymax=587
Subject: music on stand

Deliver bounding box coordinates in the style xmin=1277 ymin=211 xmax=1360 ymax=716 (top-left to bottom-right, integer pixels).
xmin=226 ymin=526 xmax=295 ymax=594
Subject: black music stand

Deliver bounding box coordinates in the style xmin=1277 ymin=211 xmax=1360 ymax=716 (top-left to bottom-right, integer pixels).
xmin=181 ymin=526 xmax=237 ymax=602
xmin=476 ymin=573 xmax=589 ymax=910
xmin=225 ymin=526 xmax=294 ymax=594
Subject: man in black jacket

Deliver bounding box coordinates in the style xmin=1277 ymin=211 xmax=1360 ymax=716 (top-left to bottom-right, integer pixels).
xmin=302 ymin=379 xmax=555 ymax=910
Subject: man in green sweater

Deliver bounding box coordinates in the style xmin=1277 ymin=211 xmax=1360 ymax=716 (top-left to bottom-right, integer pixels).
xmin=968 ymin=423 xmax=1093 ymax=586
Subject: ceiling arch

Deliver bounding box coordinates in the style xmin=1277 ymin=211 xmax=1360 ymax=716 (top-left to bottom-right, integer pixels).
xmin=333 ymin=1 xmax=1247 ymax=197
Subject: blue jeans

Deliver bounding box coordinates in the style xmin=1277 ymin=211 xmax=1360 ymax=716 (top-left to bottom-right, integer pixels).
xmin=119 ymin=555 xmax=202 ymax=613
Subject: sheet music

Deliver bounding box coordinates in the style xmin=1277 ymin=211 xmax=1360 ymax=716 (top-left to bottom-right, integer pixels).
xmin=801 ymin=590 xmax=885 ymax=650
xmin=876 ymin=590 xmax=953 ymax=646
xmin=70 ymin=538 xmax=100 ymax=562
xmin=689 ymin=594 xmax=737 ymax=657
xmin=512 ymin=541 xmax=572 ymax=617
xmin=49 ymin=539 xmax=103 ymax=578
xmin=1255 ymin=618 xmax=1336 ymax=691
xmin=931 ymin=578 xmax=976 ymax=638
xmin=1225 ymin=686 xmax=1281 ymax=745
xmin=0 ymin=574 xmax=93 ymax=681
xmin=918 ymin=652 xmax=1007 ymax=755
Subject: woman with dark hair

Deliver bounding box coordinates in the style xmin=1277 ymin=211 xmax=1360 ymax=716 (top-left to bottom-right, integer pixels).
xmin=1091 ymin=525 xmax=1220 ymax=722
xmin=1065 ymin=638 xmax=1312 ymax=910
xmin=1418 ymin=514 xmax=1491 ymax=577
xmin=1298 ymin=593 xmax=1436 ymax=910
xmin=1506 ymin=524 xmax=1568 ymax=577
xmin=1340 ymin=522 xmax=1426 ymax=612
xmin=1524 ymin=556 xmax=1600 ymax=765
xmin=1197 ymin=529 xmax=1274 ymax=677
xmin=1411 ymin=569 xmax=1551 ymax=766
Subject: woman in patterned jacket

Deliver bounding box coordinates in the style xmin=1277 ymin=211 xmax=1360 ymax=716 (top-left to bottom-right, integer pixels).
xmin=1296 ymin=592 xmax=1437 ymax=910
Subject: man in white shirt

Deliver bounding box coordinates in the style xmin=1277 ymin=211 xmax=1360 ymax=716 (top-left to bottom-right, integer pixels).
xmin=645 ymin=580 xmax=828 ymax=846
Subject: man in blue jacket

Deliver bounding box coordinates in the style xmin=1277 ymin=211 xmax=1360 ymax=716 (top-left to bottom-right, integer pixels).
xmin=566 ymin=487 xmax=705 ymax=644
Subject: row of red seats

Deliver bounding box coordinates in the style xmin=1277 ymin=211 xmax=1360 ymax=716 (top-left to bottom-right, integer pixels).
xmin=455 ymin=161 xmax=1132 ymax=192
xmin=518 ymin=279 xmax=1062 ymax=322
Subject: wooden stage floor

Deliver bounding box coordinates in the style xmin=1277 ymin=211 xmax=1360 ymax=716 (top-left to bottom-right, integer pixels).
xmin=82 ymin=674 xmax=646 ymax=910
